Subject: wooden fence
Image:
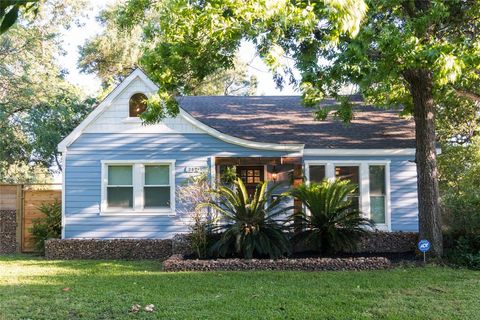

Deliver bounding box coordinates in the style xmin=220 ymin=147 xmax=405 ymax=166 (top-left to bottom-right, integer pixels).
xmin=0 ymin=184 xmax=61 ymax=252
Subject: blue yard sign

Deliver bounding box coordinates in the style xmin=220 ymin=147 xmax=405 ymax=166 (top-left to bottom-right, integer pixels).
xmin=418 ymin=239 xmax=431 ymax=253
xmin=418 ymin=239 xmax=431 ymax=264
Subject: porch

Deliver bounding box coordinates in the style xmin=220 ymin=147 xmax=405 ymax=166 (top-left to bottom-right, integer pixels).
xmin=214 ymin=156 xmax=303 ymax=213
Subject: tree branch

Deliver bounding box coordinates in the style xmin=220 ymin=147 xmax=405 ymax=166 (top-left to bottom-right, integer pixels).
xmin=455 ymin=89 xmax=480 ymax=103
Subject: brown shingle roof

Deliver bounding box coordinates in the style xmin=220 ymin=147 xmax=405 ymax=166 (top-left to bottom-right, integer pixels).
xmin=178 ymin=96 xmax=416 ymax=149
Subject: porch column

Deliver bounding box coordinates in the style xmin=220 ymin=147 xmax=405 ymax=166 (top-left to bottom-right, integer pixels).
xmin=293 ymin=163 xmax=303 ymax=232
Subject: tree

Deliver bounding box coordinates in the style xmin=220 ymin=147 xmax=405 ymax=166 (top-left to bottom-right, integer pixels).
xmin=79 ymin=3 xmax=257 ymax=95
xmin=117 ymin=0 xmax=480 ymax=257
xmin=191 ymin=58 xmax=257 ymax=96
xmin=0 ymin=1 xmax=40 ymax=34
xmin=0 ymin=0 xmax=91 ymax=182
xmin=78 ymin=6 xmax=144 ymax=90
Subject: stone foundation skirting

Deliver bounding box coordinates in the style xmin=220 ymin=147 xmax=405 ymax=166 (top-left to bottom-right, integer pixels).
xmin=352 ymin=231 xmax=418 ymax=253
xmin=45 ymin=239 xmax=173 ymax=260
xmin=44 ymin=232 xmax=417 ymax=260
xmin=163 ymin=254 xmax=392 ymax=272
xmin=0 ymin=210 xmax=17 ymax=254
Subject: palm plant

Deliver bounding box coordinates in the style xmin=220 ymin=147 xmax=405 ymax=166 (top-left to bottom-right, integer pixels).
xmin=199 ymin=177 xmax=291 ymax=259
xmin=289 ymin=180 xmax=373 ymax=254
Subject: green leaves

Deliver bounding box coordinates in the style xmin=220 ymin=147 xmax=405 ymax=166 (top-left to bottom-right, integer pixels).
xmin=201 ymin=177 xmax=291 ymax=259
xmin=289 ymin=180 xmax=373 ymax=254
xmin=0 ymin=6 xmax=19 ymax=34
xmin=116 ymin=0 xmax=368 ymax=123
xmin=0 ymin=1 xmax=40 ymax=35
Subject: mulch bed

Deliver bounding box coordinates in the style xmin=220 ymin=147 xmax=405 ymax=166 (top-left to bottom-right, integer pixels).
xmin=163 ymin=254 xmax=395 ymax=272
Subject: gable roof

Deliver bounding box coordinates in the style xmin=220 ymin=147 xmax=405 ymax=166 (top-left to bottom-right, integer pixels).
xmin=58 ymin=68 xmax=158 ymax=152
xmin=178 ymin=96 xmax=416 ymax=149
xmin=59 ymin=68 xmax=416 ymax=153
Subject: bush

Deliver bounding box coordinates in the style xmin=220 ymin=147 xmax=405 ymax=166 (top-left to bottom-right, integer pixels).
xmin=445 ymin=235 xmax=480 ymax=270
xmin=30 ymin=200 xmax=62 ymax=253
xmin=199 ymin=177 xmax=291 ymax=259
xmin=439 ymin=139 xmax=480 ymax=268
xmin=289 ymin=180 xmax=373 ymax=254
xmin=176 ymin=172 xmax=216 ymax=258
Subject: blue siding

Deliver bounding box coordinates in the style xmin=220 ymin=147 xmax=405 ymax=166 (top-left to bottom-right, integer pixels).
xmin=64 ymin=133 xmax=294 ymax=239
xmin=303 ymin=155 xmax=419 ymax=231
xmin=64 ymin=133 xmax=419 ymax=239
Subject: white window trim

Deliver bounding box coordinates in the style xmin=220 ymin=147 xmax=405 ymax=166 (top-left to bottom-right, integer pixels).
xmin=304 ymin=160 xmax=391 ymax=231
xmin=100 ymin=160 xmax=176 ymax=216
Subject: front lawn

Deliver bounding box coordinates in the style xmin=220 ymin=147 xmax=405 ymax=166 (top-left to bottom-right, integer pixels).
xmin=0 ymin=255 xmax=479 ymax=319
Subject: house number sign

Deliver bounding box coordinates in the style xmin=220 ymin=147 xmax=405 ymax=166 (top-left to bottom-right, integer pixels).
xmin=184 ymin=167 xmax=204 ymax=173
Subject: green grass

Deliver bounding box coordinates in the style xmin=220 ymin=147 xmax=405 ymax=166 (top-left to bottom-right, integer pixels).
xmin=0 ymin=255 xmax=479 ymax=319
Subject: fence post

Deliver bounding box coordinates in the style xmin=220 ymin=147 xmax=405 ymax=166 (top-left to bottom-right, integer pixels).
xmin=15 ymin=184 xmax=23 ymax=253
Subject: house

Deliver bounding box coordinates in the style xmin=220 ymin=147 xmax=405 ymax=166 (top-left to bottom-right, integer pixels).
xmin=58 ymin=68 xmax=419 ymax=240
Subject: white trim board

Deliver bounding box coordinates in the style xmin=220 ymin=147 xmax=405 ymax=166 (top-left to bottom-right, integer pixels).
xmin=304 ymin=149 xmax=416 ymax=156
xmin=304 ymin=148 xmax=442 ymax=156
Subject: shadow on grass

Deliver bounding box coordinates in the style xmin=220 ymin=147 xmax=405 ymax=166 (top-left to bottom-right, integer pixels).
xmin=0 ymin=266 xmax=479 ymax=320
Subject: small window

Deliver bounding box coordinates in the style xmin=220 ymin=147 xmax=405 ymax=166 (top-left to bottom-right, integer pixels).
xmin=107 ymin=165 xmax=133 ymax=208
xmin=238 ymin=166 xmax=263 ymax=185
xmin=335 ymin=166 xmax=360 ymax=211
xmin=309 ymin=165 xmax=325 ymax=183
xmin=369 ymin=165 xmax=386 ymax=224
xmin=129 ymin=93 xmax=148 ymax=117
xmin=144 ymin=165 xmax=171 ymax=208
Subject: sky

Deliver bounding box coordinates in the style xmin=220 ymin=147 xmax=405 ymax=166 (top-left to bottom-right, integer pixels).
xmin=58 ymin=0 xmax=299 ymax=97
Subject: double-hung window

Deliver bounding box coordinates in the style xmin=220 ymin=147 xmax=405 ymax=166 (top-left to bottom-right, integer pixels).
xmin=306 ymin=161 xmax=390 ymax=230
xmin=102 ymin=160 xmax=175 ymax=214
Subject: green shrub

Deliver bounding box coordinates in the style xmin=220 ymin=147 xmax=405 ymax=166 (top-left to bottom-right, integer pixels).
xmin=289 ymin=180 xmax=373 ymax=254
xmin=30 ymin=200 xmax=62 ymax=253
xmin=445 ymin=235 xmax=480 ymax=270
xmin=199 ymin=177 xmax=291 ymax=259
xmin=439 ymin=139 xmax=480 ymax=268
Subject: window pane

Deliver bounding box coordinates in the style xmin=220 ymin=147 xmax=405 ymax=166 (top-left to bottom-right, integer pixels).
xmin=145 ymin=165 xmax=169 ymax=185
xmin=144 ymin=187 xmax=170 ymax=207
xmin=369 ymin=165 xmax=386 ymax=224
xmin=369 ymin=166 xmax=386 ymax=195
xmin=371 ymin=196 xmax=386 ymax=224
xmin=310 ymin=165 xmax=325 ymax=183
xmin=335 ymin=166 xmax=359 ymax=193
xmin=348 ymin=195 xmax=360 ymax=212
xmin=129 ymin=93 xmax=147 ymax=117
xmin=108 ymin=166 xmax=132 ymax=185
xmin=107 ymin=187 xmax=133 ymax=208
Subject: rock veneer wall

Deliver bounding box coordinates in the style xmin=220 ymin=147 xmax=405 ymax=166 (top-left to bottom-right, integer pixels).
xmin=353 ymin=231 xmax=418 ymax=253
xmin=45 ymin=239 xmax=173 ymax=260
xmin=45 ymin=232 xmax=418 ymax=260
xmin=163 ymin=254 xmax=392 ymax=272
xmin=0 ymin=210 xmax=17 ymax=254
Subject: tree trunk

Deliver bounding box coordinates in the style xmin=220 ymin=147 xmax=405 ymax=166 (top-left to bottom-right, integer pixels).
xmin=404 ymin=69 xmax=443 ymax=257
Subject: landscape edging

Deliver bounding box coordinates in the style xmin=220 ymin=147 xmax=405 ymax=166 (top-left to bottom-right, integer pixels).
xmin=163 ymin=254 xmax=393 ymax=272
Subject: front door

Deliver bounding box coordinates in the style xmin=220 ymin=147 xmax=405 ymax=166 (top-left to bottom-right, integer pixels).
xmin=237 ymin=166 xmax=264 ymax=198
